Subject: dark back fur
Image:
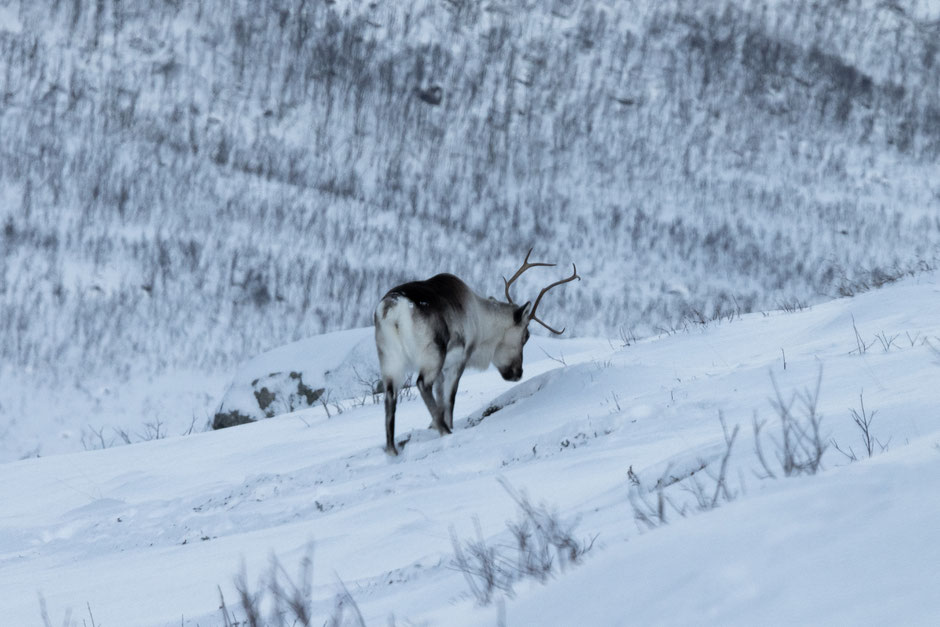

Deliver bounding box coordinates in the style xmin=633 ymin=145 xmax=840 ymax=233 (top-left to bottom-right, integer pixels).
xmin=385 ymin=273 xmax=469 ymax=317
xmin=383 ymin=273 xmax=471 ymax=352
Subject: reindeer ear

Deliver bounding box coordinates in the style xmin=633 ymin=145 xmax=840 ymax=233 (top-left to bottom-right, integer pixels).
xmin=513 ymin=301 xmax=532 ymax=325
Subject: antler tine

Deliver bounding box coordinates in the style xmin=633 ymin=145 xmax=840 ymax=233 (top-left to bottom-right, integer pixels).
xmin=529 ymin=263 xmax=580 ymax=334
xmin=531 ymin=315 xmax=567 ymax=335
xmin=503 ymin=247 xmax=556 ymax=304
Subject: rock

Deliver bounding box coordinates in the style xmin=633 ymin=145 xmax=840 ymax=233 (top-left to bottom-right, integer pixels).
xmin=212 ymin=327 xmax=379 ymax=429
xmin=212 ymin=409 xmax=255 ymax=430
xmin=415 ymin=85 xmax=443 ymax=106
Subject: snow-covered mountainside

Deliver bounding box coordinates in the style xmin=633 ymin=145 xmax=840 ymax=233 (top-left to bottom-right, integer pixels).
xmin=3 ymin=271 xmax=938 ymax=626
xmin=3 ymin=0 xmax=940 ymax=462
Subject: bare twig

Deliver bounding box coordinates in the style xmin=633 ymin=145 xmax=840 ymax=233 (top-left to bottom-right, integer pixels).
xmin=874 ymin=331 xmax=899 ymax=352
xmin=539 ymin=346 xmax=567 ymax=366
xmin=137 ymin=419 xmax=166 ymax=441
xmin=756 ymin=368 xmax=827 ymax=477
xmin=450 ymin=479 xmax=593 ymax=605
xmin=85 ymin=602 xmax=99 ymax=627
xmin=850 ymin=315 xmax=874 ymax=354
xmin=629 ymin=463 xmax=690 ymax=529
xmin=834 ymin=391 xmax=889 ymax=460
xmin=217 ymin=546 xmax=337 ymax=627
xmin=709 ymin=414 xmax=740 ymax=507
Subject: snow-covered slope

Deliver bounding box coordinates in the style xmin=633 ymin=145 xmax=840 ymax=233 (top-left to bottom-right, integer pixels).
xmin=4 ymin=0 xmax=940 ymax=449
xmin=2 ymin=272 xmax=939 ymax=626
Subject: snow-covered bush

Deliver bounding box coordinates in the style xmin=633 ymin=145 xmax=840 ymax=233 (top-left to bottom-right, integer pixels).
xmin=451 ymin=479 xmax=594 ymax=605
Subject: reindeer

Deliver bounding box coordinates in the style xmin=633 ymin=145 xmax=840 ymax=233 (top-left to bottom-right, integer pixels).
xmin=374 ymin=250 xmax=579 ymax=454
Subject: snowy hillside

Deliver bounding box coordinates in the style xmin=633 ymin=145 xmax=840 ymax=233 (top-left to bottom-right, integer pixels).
xmin=3 ymin=0 xmax=940 ymax=462
xmin=3 ymin=271 xmax=939 ymax=626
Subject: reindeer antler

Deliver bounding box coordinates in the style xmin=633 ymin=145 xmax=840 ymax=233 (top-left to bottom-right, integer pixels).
xmin=529 ymin=263 xmax=580 ymax=334
xmin=503 ymin=247 xmax=555 ymax=305
xmin=503 ymin=249 xmax=580 ymax=334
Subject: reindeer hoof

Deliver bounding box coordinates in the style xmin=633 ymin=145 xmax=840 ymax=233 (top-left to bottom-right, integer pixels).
xmin=428 ymin=420 xmax=451 ymax=435
xmin=386 ymin=444 xmax=399 ymax=456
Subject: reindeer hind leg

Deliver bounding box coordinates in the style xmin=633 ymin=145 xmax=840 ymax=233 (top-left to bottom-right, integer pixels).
xmin=384 ymin=380 xmax=398 ymax=455
xmin=417 ymin=369 xmax=450 ymax=435
xmin=442 ymin=359 xmax=467 ymax=432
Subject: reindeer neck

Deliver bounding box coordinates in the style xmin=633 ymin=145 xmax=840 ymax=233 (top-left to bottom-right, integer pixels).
xmin=473 ymin=293 xmax=518 ymax=330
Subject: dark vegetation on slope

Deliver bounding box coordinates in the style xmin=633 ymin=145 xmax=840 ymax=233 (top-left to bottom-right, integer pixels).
xmin=1 ymin=0 xmax=939 ymax=386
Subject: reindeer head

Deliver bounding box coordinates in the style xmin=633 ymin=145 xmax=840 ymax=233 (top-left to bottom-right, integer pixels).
xmin=493 ymin=301 xmax=532 ymax=381
xmin=495 ymin=249 xmax=580 ymax=381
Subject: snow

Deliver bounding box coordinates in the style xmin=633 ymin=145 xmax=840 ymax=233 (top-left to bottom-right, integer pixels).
xmin=507 ymin=436 xmax=940 ymax=627
xmin=2 ymin=272 xmax=939 ymax=625
xmin=0 ymin=3 xmax=21 ymax=34
xmin=215 ymin=326 xmax=380 ymax=422
xmin=3 ymin=1 xmax=939 ymax=622
xmin=0 ymin=369 xmax=227 ymax=461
